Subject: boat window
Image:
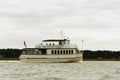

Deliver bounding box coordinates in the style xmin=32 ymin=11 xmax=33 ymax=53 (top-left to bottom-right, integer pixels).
xmin=58 ymin=50 xmax=59 ymax=54
xmin=29 ymin=50 xmax=33 ymax=55
xmin=69 ymin=50 xmax=71 ymax=54
xmin=61 ymin=50 xmax=62 ymax=54
xmin=71 ymin=50 xmax=73 ymax=54
xmin=51 ymin=50 xmax=54 ymax=54
xmin=55 ymin=50 xmax=56 ymax=54
xmin=63 ymin=50 xmax=65 ymax=54
xmin=39 ymin=51 xmax=42 ymax=54
xmin=34 ymin=50 xmax=37 ymax=54
xmin=22 ymin=51 xmax=26 ymax=55
xmin=66 ymin=50 xmax=68 ymax=54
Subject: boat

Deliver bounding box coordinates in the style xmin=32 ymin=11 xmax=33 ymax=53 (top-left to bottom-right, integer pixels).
xmin=19 ymin=38 xmax=82 ymax=63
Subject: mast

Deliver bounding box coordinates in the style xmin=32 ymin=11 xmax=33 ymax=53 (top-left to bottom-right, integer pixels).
xmin=60 ymin=31 xmax=64 ymax=39
xmin=82 ymin=40 xmax=84 ymax=51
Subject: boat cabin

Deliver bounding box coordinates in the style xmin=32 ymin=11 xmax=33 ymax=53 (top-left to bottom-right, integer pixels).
xmin=22 ymin=39 xmax=80 ymax=55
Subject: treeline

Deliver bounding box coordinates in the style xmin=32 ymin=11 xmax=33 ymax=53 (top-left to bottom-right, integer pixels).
xmin=0 ymin=49 xmax=22 ymax=59
xmin=83 ymin=50 xmax=120 ymax=60
xmin=0 ymin=49 xmax=120 ymax=60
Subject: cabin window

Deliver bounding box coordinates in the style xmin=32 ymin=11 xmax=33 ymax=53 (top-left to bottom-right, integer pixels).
xmin=34 ymin=51 xmax=37 ymax=54
xmin=29 ymin=50 xmax=33 ymax=55
xmin=63 ymin=50 xmax=65 ymax=54
xmin=71 ymin=50 xmax=73 ymax=54
xmin=55 ymin=50 xmax=57 ymax=54
xmin=38 ymin=51 xmax=42 ymax=54
xmin=22 ymin=51 xmax=26 ymax=54
xmin=51 ymin=50 xmax=54 ymax=54
xmin=58 ymin=50 xmax=59 ymax=54
xmin=61 ymin=50 xmax=62 ymax=54
xmin=66 ymin=50 xmax=68 ymax=54
xmin=69 ymin=50 xmax=71 ymax=54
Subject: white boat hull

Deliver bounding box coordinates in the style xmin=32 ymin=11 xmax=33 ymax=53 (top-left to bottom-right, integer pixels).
xmin=20 ymin=54 xmax=82 ymax=63
xmin=20 ymin=58 xmax=82 ymax=63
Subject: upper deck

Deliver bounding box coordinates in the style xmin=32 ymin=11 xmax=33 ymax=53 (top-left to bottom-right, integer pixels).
xmin=22 ymin=38 xmax=81 ymax=55
xmin=43 ymin=39 xmax=70 ymax=45
xmin=35 ymin=39 xmax=78 ymax=49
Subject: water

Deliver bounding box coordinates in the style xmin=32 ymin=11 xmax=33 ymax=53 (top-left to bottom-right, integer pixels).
xmin=0 ymin=61 xmax=120 ymax=80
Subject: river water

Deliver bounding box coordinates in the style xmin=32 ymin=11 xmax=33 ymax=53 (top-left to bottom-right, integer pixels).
xmin=0 ymin=61 xmax=120 ymax=80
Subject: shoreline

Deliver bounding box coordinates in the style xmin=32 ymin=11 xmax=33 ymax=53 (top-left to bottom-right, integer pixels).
xmin=0 ymin=58 xmax=120 ymax=61
xmin=83 ymin=59 xmax=120 ymax=61
xmin=0 ymin=58 xmax=19 ymax=61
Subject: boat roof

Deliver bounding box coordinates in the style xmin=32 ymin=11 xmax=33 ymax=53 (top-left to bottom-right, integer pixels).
xmin=43 ymin=39 xmax=69 ymax=42
xmin=23 ymin=48 xmax=77 ymax=50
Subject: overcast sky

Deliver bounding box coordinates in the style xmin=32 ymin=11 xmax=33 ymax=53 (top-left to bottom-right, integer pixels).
xmin=0 ymin=0 xmax=120 ymax=50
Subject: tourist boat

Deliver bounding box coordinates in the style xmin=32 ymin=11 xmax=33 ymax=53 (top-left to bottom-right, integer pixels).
xmin=19 ymin=38 xmax=82 ymax=62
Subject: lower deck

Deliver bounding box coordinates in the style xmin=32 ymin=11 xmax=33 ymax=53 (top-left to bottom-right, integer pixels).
xmin=20 ymin=57 xmax=82 ymax=63
xmin=22 ymin=48 xmax=80 ymax=55
xmin=19 ymin=54 xmax=82 ymax=62
xmin=20 ymin=54 xmax=82 ymax=58
xmin=20 ymin=48 xmax=82 ymax=62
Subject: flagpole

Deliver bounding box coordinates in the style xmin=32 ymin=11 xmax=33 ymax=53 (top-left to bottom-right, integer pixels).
xmin=82 ymin=40 xmax=84 ymax=51
xmin=24 ymin=41 xmax=27 ymax=48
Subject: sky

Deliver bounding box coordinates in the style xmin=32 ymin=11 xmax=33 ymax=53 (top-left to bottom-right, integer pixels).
xmin=0 ymin=0 xmax=120 ymax=50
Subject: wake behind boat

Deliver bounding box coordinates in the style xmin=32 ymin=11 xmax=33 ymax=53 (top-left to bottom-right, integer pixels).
xmin=19 ymin=38 xmax=82 ymax=63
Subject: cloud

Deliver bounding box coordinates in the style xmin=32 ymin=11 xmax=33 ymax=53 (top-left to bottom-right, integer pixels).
xmin=0 ymin=0 xmax=120 ymax=50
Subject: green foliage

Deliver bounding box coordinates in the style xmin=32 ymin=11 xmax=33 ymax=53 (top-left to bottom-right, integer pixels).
xmin=0 ymin=49 xmax=120 ymax=60
xmin=0 ymin=49 xmax=22 ymax=58
xmin=83 ymin=50 xmax=120 ymax=59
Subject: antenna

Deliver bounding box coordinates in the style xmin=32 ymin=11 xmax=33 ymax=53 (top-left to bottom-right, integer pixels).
xmin=60 ymin=31 xmax=64 ymax=39
xmin=82 ymin=40 xmax=84 ymax=50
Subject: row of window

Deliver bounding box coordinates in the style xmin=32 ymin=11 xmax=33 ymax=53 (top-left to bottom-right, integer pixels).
xmin=51 ymin=50 xmax=74 ymax=55
xmin=22 ymin=50 xmax=46 ymax=55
